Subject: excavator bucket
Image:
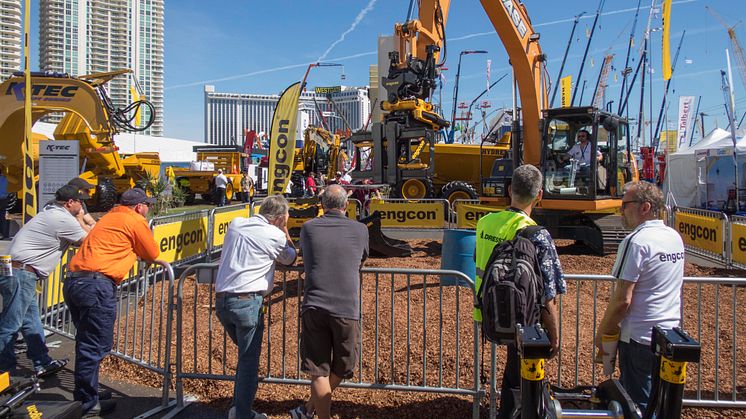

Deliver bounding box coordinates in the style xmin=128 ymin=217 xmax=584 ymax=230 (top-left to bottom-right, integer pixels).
xmin=360 ymin=212 xmax=413 ymax=258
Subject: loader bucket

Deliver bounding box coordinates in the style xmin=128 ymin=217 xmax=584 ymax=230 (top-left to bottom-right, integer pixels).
xmin=360 ymin=212 xmax=413 ymax=258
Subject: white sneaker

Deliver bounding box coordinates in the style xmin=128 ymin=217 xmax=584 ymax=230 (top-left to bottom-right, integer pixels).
xmin=228 ymin=406 xmax=268 ymax=419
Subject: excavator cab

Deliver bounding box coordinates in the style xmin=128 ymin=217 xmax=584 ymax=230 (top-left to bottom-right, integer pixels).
xmin=540 ymin=106 xmax=629 ymax=201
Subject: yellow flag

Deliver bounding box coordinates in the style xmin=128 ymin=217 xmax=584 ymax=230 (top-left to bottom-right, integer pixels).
xmin=662 ymin=0 xmax=673 ymax=80
xmin=130 ymin=86 xmax=141 ymax=127
xmin=561 ymin=75 xmax=572 ymax=108
xmin=268 ymin=82 xmax=302 ymax=195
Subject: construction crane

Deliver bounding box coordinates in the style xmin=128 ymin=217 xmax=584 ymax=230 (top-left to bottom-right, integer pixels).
xmin=706 ymin=6 xmax=746 ymax=94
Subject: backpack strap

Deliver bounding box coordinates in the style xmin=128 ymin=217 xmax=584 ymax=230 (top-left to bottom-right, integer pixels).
xmin=517 ymin=225 xmax=545 ymax=239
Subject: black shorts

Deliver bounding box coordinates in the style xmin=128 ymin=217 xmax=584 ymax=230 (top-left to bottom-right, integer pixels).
xmin=300 ymin=309 xmax=359 ymax=379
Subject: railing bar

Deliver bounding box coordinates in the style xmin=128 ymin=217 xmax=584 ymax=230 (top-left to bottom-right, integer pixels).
xmin=439 ymin=276 xmax=443 ymax=388
xmin=423 ymin=271 xmax=428 ymax=388
xmin=592 ymin=281 xmax=597 ymax=385
xmin=697 ymin=283 xmax=702 ymax=400
xmin=715 ymin=284 xmax=720 ymax=401
xmin=574 ymin=281 xmax=580 ymax=388
xmin=732 ymin=284 xmax=737 ymax=402
xmin=207 ymin=280 xmax=214 ymax=374
xmin=281 ymin=270 xmax=287 ymax=378
xmin=192 ymin=280 xmax=198 ymax=373
xmin=390 ymin=273 xmax=395 ymax=385
xmin=406 ymin=274 xmax=411 ymax=386
xmin=456 ymin=279 xmax=461 ymax=389
xmin=374 ymin=274 xmax=379 ymax=383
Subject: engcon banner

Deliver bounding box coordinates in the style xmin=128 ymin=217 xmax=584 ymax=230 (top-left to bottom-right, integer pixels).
xmin=456 ymin=203 xmax=504 ymax=229
xmin=369 ymin=201 xmax=445 ymax=228
xmin=730 ymin=223 xmax=746 ymax=265
xmin=253 ymin=201 xmax=358 ymax=230
xmin=674 ymin=212 xmax=723 ymax=255
xmin=153 ymin=217 xmax=209 ymax=263
xmin=212 ymin=206 xmax=250 ymax=248
xmin=268 ymin=82 xmax=302 ymax=195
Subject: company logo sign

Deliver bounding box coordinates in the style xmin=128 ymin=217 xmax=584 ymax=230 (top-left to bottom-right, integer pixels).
xmin=6 ymin=82 xmax=79 ymax=102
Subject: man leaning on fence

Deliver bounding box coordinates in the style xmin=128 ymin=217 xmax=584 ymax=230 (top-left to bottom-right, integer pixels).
xmin=64 ymin=188 xmax=160 ymax=417
xmin=0 ymin=185 xmax=89 ymax=378
xmin=292 ymin=184 xmax=368 ymax=419
xmin=596 ymin=181 xmax=684 ymax=413
xmin=214 ymin=194 xmax=296 ymax=419
xmin=474 ymin=164 xmax=566 ymax=419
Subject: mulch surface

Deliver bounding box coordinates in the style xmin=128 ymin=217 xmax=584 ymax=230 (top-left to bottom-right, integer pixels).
xmin=99 ymin=239 xmax=746 ymax=418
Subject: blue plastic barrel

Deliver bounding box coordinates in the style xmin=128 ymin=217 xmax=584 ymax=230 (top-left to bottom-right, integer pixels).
xmin=440 ymin=229 xmax=476 ymax=287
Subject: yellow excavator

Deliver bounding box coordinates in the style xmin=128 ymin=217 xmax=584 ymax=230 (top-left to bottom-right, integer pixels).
xmin=0 ymin=70 xmax=158 ymax=212
xmin=350 ymin=0 xmax=639 ymax=253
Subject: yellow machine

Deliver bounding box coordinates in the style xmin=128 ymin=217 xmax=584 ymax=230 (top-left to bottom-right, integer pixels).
xmin=0 ymin=70 xmax=157 ymax=211
xmin=170 ymin=145 xmax=250 ymax=204
xmin=349 ymin=0 xmax=639 ymax=253
xmin=297 ymin=126 xmax=348 ymax=179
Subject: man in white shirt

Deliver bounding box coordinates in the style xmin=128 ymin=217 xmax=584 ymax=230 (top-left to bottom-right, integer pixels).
xmin=567 ymin=129 xmax=602 ymax=166
xmin=214 ymin=169 xmax=229 ymax=207
xmin=596 ymin=181 xmax=684 ymax=413
xmin=215 ymin=195 xmax=296 ymax=419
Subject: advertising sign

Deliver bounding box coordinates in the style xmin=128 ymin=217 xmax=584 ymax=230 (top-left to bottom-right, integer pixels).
xmin=369 ymin=201 xmax=445 ymax=228
xmin=456 ymin=203 xmax=504 ymax=229
xmin=153 ymin=217 xmax=209 ymax=263
xmin=674 ymin=211 xmax=723 ymax=255
xmin=212 ymin=206 xmax=250 ymax=248
xmin=39 ymin=140 xmax=80 ymax=206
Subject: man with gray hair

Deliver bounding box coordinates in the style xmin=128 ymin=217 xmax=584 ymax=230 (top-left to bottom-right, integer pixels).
xmin=215 ymin=194 xmax=297 ymax=419
xmin=596 ymin=181 xmax=684 ymax=413
xmin=474 ymin=164 xmax=566 ymax=418
xmin=291 ymin=185 xmax=368 ymax=419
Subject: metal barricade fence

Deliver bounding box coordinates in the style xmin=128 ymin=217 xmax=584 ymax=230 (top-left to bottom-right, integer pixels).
xmin=449 ymin=199 xmax=484 ymax=228
xmin=672 ymin=207 xmax=729 ymax=264
xmin=728 ymin=214 xmax=746 ymax=269
xmin=206 ymin=203 xmax=251 ymax=258
xmin=169 ymin=264 xmax=483 ymax=419
xmin=38 ymin=259 xmax=177 ymax=418
xmin=486 ymin=274 xmax=746 ymax=415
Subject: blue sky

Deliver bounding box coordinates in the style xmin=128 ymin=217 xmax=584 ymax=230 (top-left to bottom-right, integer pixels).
xmin=30 ymin=0 xmax=746 ymax=142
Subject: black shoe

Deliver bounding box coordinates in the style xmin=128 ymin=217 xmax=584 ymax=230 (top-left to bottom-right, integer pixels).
xmin=35 ymin=358 xmax=68 ymax=378
xmin=84 ymin=399 xmax=117 ymax=417
xmin=98 ymin=389 xmax=112 ymax=400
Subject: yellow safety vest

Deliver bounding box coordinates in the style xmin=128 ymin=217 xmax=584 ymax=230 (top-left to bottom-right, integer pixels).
xmin=474 ymin=209 xmax=536 ymax=321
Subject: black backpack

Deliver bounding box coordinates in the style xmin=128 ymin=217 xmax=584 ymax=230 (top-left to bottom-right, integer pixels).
xmin=476 ymin=225 xmax=545 ymax=344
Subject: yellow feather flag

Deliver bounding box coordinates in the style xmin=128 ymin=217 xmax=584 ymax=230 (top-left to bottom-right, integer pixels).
xmin=130 ymin=86 xmax=142 ymax=127
xmin=268 ymin=82 xmax=302 ymax=195
xmin=561 ymin=75 xmax=572 ymax=108
xmin=661 ymin=0 xmax=673 ymax=80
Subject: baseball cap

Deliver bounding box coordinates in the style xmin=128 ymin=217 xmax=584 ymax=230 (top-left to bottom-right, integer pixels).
xmin=55 ymin=185 xmax=87 ymax=202
xmin=67 ymin=177 xmax=95 ymax=190
xmin=120 ymin=188 xmax=157 ymax=206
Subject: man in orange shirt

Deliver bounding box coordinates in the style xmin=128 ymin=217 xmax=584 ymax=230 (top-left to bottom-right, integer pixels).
xmin=64 ymin=188 xmax=160 ymax=417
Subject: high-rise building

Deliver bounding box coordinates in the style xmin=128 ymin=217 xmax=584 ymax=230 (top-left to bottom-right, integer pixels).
xmin=39 ymin=0 xmax=164 ymax=136
xmin=204 ymin=85 xmax=370 ymax=146
xmin=0 ymin=0 xmax=22 ymax=81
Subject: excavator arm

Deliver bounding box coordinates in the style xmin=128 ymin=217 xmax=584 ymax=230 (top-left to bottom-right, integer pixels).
xmin=383 ymin=1 xmax=547 ymax=162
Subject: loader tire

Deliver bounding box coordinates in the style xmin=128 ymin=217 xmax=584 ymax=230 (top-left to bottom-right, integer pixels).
xmin=393 ymin=178 xmax=434 ymax=200
xmin=441 ymin=181 xmax=478 ymax=205
xmin=92 ymin=178 xmax=118 ymax=212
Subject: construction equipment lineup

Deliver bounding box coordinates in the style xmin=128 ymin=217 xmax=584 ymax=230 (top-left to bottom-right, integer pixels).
xmin=0 ymin=0 xmax=744 ymax=418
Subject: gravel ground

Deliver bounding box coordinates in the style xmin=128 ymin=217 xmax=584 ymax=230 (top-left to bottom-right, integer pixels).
xmin=99 ymin=239 xmax=746 ymax=418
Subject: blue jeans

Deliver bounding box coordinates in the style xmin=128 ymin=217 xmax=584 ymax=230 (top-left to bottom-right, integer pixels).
xmin=216 ymin=293 xmax=264 ymax=419
xmin=63 ymin=272 xmax=117 ymax=414
xmin=0 ymin=269 xmax=53 ymax=372
xmin=619 ymin=339 xmax=655 ymax=414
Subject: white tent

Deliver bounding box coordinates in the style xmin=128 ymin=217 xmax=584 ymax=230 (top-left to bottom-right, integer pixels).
xmin=663 ymin=128 xmax=733 ymax=207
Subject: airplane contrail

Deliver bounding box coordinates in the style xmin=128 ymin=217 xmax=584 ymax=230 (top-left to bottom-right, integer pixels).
xmin=318 ymin=0 xmax=378 ymax=61
xmin=166 ymin=0 xmax=699 ymax=90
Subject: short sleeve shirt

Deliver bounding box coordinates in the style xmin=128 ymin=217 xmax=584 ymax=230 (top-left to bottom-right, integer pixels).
xmin=215 ymin=174 xmax=229 ymax=189
xmin=568 ymin=142 xmax=601 ymax=165
xmin=10 ymin=204 xmax=86 ymax=277
xmin=612 ymin=219 xmax=685 ymax=344
xmin=528 ymin=229 xmax=567 ymax=302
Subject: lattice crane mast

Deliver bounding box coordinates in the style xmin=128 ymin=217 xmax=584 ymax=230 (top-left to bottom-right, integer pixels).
xmin=706 ymin=6 xmax=746 ymax=95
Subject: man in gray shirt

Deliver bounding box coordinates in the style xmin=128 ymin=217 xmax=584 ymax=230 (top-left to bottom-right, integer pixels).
xmin=0 ymin=185 xmax=88 ymax=376
xmin=292 ymin=185 xmax=368 ymax=419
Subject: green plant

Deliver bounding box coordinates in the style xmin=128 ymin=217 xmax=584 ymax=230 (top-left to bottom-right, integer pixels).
xmin=137 ymin=171 xmax=186 ymax=217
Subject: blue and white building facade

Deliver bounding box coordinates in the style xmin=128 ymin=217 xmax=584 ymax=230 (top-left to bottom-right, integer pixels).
xmin=204 ymin=84 xmax=370 ymax=146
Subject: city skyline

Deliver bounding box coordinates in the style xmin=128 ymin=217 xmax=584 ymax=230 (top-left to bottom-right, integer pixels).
xmin=36 ymin=0 xmax=163 ymax=135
